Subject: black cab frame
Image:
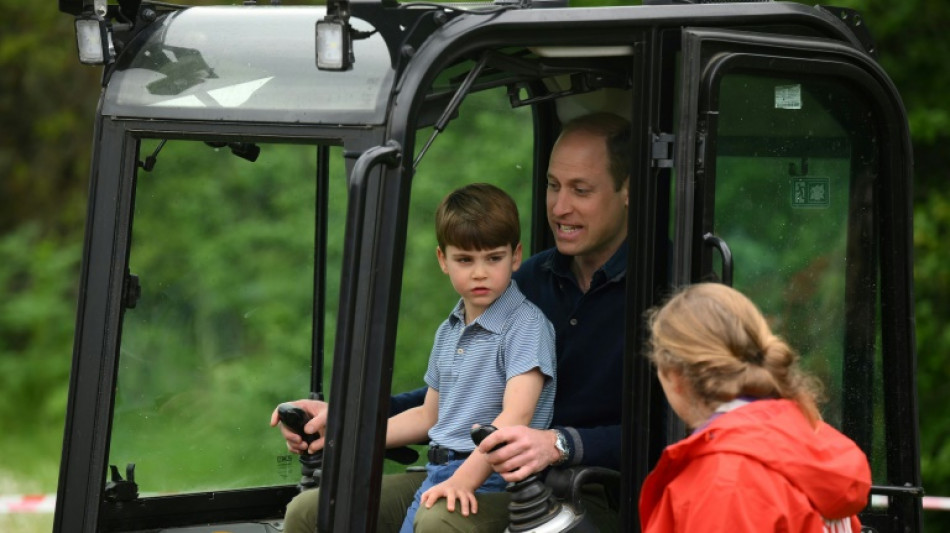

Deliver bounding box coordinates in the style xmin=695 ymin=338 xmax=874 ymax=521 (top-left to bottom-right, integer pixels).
xmin=55 ymin=0 xmax=922 ymax=531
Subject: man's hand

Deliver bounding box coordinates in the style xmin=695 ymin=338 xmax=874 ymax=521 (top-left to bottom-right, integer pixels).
xmin=269 ymin=399 xmax=328 ymax=455
xmin=477 ymin=426 xmax=561 ymax=482
xmin=420 ymin=477 xmax=480 ymax=516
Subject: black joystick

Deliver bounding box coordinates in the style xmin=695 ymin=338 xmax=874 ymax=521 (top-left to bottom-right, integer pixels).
xmin=470 ymin=424 xmax=500 ymax=449
xmin=277 ymin=403 xmax=323 ymax=491
xmin=470 ymin=425 xmax=567 ymax=532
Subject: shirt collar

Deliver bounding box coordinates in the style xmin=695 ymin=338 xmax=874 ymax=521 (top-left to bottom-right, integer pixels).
xmin=542 ymin=241 xmax=628 ymax=285
xmin=448 ymin=280 xmax=526 ymax=334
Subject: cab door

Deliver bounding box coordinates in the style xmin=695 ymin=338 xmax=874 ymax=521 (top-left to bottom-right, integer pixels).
xmin=675 ymin=28 xmax=921 ymax=532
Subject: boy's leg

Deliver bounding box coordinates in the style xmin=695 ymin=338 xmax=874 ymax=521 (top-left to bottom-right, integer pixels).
xmin=378 ymin=470 xmax=428 ymax=532
xmin=413 ymin=491 xmax=511 ymax=533
xmin=412 ymin=482 xmax=619 ymax=533
xmin=283 ymin=471 xmax=426 ymax=533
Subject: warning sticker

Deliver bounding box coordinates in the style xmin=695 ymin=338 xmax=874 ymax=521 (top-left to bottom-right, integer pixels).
xmin=791 ymin=177 xmax=830 ymax=209
xmin=775 ymin=84 xmax=802 ymax=110
xmin=277 ymin=453 xmax=296 ymax=481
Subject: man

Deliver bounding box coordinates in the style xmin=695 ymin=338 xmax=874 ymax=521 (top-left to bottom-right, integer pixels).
xmin=273 ymin=112 xmax=630 ymax=532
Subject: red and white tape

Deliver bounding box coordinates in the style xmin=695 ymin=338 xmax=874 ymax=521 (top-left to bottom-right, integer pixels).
xmin=923 ymin=496 xmax=950 ymax=511
xmin=0 ymin=494 xmax=56 ymax=514
xmin=3 ymin=493 xmax=950 ymax=514
xmin=868 ymin=495 xmax=950 ymax=511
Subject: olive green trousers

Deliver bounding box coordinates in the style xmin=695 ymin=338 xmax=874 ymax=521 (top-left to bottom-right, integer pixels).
xmin=283 ymin=470 xmax=619 ymax=533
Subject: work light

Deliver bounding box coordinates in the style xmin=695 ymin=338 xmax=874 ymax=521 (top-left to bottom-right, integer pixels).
xmin=74 ymin=13 xmax=114 ymax=65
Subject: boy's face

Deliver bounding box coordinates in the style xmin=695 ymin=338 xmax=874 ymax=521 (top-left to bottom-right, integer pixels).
xmin=437 ymin=243 xmax=522 ymax=322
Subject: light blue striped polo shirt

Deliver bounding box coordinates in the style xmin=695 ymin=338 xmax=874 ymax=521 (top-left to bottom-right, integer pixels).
xmin=425 ymin=280 xmax=556 ymax=452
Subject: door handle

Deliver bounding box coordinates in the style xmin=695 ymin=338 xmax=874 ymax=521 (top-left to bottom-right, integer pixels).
xmin=703 ymin=232 xmax=733 ymax=286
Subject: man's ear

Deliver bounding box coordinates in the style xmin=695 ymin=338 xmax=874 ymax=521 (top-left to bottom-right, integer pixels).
xmin=436 ymin=246 xmax=448 ymax=274
xmin=622 ymin=177 xmax=630 ymax=208
xmin=512 ymin=242 xmax=523 ymax=271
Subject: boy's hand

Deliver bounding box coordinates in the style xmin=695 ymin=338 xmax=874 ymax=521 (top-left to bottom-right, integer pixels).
xmin=420 ymin=477 xmax=480 ymax=516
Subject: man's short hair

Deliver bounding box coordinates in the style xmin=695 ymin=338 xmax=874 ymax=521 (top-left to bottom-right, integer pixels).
xmin=560 ymin=112 xmax=632 ymax=191
xmin=435 ymin=183 xmax=520 ymax=252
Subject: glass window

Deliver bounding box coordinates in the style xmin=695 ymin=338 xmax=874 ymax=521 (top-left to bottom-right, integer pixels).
xmin=708 ymin=72 xmax=884 ymax=480
xmin=110 ymin=140 xmax=346 ymax=493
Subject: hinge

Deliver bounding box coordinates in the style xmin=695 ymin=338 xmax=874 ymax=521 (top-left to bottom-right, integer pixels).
xmin=695 ymin=130 xmax=707 ymax=175
xmin=651 ymin=133 xmax=674 ymax=168
xmin=123 ymin=272 xmax=141 ymax=309
xmin=105 ymin=463 xmax=139 ymax=502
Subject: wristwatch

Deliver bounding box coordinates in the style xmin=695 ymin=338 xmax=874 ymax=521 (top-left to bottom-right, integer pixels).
xmin=552 ymin=429 xmax=571 ymax=466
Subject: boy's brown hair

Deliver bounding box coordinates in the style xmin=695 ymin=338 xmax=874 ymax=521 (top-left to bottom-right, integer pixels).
xmin=435 ymin=183 xmax=520 ymax=252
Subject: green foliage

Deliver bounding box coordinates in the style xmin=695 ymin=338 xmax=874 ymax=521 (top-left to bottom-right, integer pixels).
xmin=913 ymin=189 xmax=950 ymax=529
xmin=0 ymin=1 xmax=98 ymax=234
xmin=0 ymin=224 xmax=78 ymax=532
xmin=831 ymin=0 xmax=950 ymax=199
xmin=0 ymin=223 xmax=78 ymax=428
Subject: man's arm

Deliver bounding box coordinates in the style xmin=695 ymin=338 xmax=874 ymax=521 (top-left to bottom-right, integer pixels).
xmin=269 ymin=398 xmax=329 ymax=455
xmin=477 ymin=422 xmax=622 ymax=482
xmin=557 ymin=424 xmax=622 ymax=469
xmin=390 ymin=386 xmax=427 ymax=416
xmin=386 ymin=387 xmax=438 ymax=448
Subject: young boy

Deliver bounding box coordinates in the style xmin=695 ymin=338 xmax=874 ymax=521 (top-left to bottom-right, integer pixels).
xmin=387 ymin=183 xmax=556 ymax=532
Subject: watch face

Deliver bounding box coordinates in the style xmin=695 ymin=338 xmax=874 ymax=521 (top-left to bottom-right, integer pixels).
xmin=555 ymin=431 xmax=569 ymax=462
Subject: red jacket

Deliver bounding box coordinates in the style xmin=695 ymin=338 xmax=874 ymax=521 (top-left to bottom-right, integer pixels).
xmin=639 ymin=399 xmax=870 ymax=532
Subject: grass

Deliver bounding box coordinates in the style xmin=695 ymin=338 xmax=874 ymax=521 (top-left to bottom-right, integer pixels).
xmin=1 ymin=425 xmax=61 ymax=533
xmin=0 ymin=514 xmax=53 ymax=533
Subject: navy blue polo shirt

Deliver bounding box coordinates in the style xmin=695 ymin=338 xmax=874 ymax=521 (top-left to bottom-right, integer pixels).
xmin=513 ymin=243 xmax=626 ymax=470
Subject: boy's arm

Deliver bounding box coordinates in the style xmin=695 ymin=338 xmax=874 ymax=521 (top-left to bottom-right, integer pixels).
xmin=492 ymin=368 xmax=545 ymax=428
xmin=386 ymin=387 xmax=439 ymax=448
xmin=420 ymin=369 xmax=545 ymax=514
xmin=450 ymin=368 xmax=545 ymax=483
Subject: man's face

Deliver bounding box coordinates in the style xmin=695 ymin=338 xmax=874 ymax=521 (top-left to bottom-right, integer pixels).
xmin=545 ymin=129 xmax=628 ymax=266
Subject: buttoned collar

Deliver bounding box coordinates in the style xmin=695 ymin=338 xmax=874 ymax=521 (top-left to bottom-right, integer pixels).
xmin=448 ymin=280 xmax=526 ymax=334
xmin=542 ymin=241 xmax=628 ymax=287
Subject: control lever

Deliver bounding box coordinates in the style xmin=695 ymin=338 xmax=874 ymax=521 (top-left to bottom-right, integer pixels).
xmin=470 ymin=424 xmax=596 ymax=533
xmin=277 ymin=403 xmax=322 ymax=491
xmin=470 ymin=424 xmax=501 ymax=449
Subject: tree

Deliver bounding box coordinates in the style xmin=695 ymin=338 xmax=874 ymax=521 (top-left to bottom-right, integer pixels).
xmin=0 ymin=0 xmax=99 ymax=235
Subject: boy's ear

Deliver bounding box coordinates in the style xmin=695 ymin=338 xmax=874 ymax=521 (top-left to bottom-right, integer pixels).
xmin=436 ymin=246 xmax=448 ymax=274
xmin=511 ymin=242 xmax=523 ymax=271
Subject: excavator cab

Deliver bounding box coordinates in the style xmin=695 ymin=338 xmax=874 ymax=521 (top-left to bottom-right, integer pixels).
xmin=54 ymin=0 xmax=921 ymax=531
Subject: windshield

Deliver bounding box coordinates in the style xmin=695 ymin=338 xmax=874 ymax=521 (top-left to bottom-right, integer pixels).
xmin=103 ymin=7 xmax=393 ymax=124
